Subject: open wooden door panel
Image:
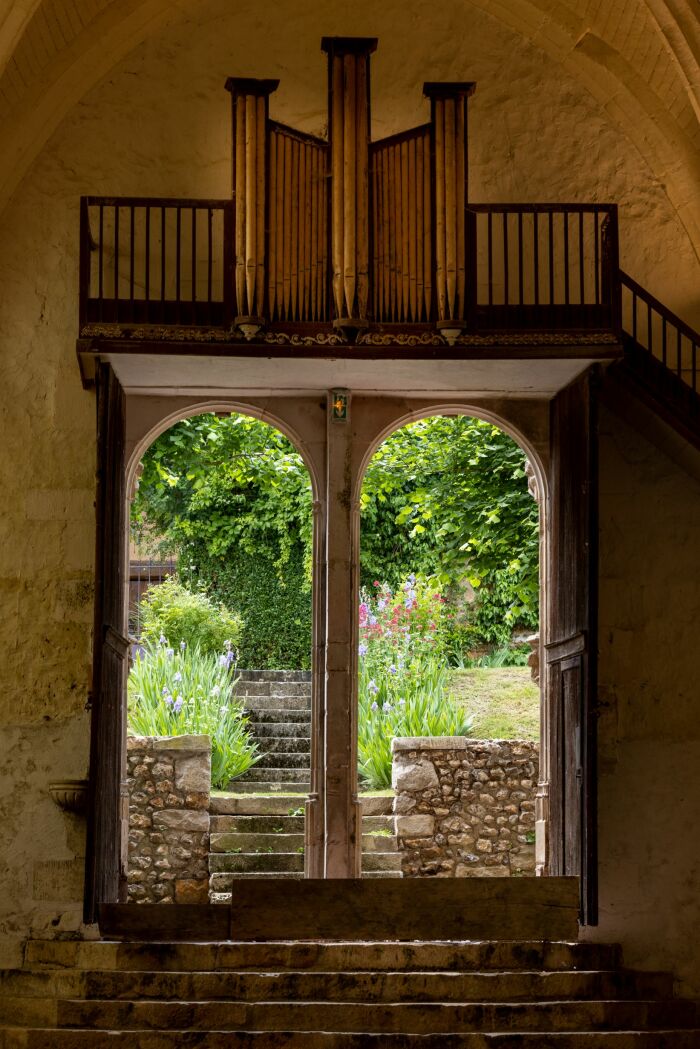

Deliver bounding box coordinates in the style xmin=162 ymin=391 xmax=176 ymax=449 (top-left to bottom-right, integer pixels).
xmin=84 ymin=362 xmax=128 ymax=924
xmin=546 ymin=368 xmax=599 ymax=925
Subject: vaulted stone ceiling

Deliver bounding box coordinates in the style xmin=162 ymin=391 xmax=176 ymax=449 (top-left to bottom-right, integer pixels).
xmin=0 ymin=0 xmax=698 ymax=256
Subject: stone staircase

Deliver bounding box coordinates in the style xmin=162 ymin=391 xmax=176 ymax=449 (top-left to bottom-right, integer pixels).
xmin=209 ymin=793 xmax=401 ymax=898
xmin=2 ymin=937 xmax=700 ymax=1045
xmin=234 ymin=671 xmax=312 ymax=794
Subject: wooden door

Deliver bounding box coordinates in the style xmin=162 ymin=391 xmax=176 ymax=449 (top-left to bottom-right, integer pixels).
xmin=546 ymin=369 xmax=599 ymax=925
xmin=84 ymin=363 xmax=129 ymax=924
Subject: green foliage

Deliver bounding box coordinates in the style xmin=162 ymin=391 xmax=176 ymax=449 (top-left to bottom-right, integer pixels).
xmin=360 ymin=416 xmax=539 ymax=648
xmin=133 ymin=414 xmax=312 ymax=667
xmin=127 ymin=639 xmax=260 ymax=788
xmin=132 ymin=411 xmax=539 ymax=664
xmin=138 ymin=577 xmax=243 ymax=656
xmin=182 ymin=542 xmax=311 ymax=670
xmin=357 ymin=577 xmax=472 ymax=789
xmin=475 ymin=644 xmax=531 ymax=669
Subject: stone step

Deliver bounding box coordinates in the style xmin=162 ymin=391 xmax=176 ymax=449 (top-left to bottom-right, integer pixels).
xmin=210 ymin=852 xmax=305 ymax=874
xmin=210 ymin=832 xmax=395 ymax=854
xmin=210 ymin=815 xmax=306 ymax=833
xmin=209 ymin=872 xmax=305 ymax=891
xmin=1 ymin=968 xmax=674 ymax=1005
xmin=361 ymin=851 xmax=403 ymax=872
xmin=246 ymin=710 xmax=311 ymax=724
xmin=255 ymin=753 xmax=310 ymax=770
xmin=22 ymin=939 xmax=626 ymax=973
xmin=238 ymin=671 xmax=312 ymax=683
xmin=244 ymin=696 xmax=311 ymax=712
xmin=362 ymin=815 xmax=395 ymax=832
xmin=236 ymin=768 xmax=311 ymax=783
xmin=253 ymin=722 xmax=312 ymax=738
xmin=209 ymin=794 xmax=391 ymax=816
xmin=4 ymin=1029 xmax=700 ymax=1048
xmin=15 ymin=998 xmax=700 ymax=1033
xmin=243 ymin=683 xmax=312 ymax=700
xmin=211 ymin=832 xmax=305 ymax=853
xmin=251 ymin=736 xmax=310 ymax=754
xmin=228 ymin=781 xmax=311 ymax=794
xmin=238 ymin=683 xmax=312 ymax=699
xmin=361 ymin=832 xmax=398 ymax=853
xmin=210 ymin=814 xmax=393 ymax=834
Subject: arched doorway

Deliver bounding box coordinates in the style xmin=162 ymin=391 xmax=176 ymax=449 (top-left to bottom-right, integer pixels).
xmin=85 ymin=370 xmax=598 ymax=929
xmin=355 ymin=410 xmax=544 ymax=881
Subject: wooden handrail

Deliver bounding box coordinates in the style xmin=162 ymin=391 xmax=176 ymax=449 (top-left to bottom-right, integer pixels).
xmin=620 ymin=270 xmax=700 ymax=346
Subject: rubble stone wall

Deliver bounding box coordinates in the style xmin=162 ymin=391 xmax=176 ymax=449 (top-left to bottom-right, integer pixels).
xmin=392 ymin=737 xmax=538 ymax=878
xmin=127 ymin=735 xmax=211 ymax=904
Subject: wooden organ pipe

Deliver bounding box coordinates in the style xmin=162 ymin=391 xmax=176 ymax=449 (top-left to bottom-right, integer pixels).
xmin=225 ymin=77 xmax=279 ymax=328
xmin=424 ymin=81 xmax=475 ymax=332
xmin=322 ymin=37 xmax=377 ymax=335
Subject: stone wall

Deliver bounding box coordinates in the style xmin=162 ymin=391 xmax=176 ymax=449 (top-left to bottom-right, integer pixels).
xmin=127 ymin=735 xmax=211 ymax=905
xmin=392 ymin=737 xmax=538 ymax=878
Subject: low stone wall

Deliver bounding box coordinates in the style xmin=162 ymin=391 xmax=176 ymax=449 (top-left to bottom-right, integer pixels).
xmin=127 ymin=735 xmax=211 ymax=904
xmin=392 ymin=737 xmax=538 ymax=878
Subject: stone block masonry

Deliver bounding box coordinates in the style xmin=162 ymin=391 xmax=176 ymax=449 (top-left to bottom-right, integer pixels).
xmin=392 ymin=737 xmax=538 ymax=878
xmin=127 ymin=735 xmax=211 ymax=904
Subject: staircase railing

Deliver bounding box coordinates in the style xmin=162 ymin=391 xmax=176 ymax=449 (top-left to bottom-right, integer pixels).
xmin=620 ymin=270 xmax=700 ymax=397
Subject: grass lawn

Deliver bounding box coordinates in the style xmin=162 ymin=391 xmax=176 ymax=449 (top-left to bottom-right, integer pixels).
xmin=450 ymin=667 xmax=540 ymax=740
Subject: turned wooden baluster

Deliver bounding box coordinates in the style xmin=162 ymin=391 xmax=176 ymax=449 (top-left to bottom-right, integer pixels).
xmin=322 ymin=37 xmax=377 ymax=338
xmin=225 ymin=77 xmax=279 ymax=333
xmin=424 ymin=81 xmax=476 ymax=338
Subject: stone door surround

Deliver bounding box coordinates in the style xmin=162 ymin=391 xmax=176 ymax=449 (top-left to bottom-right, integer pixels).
xmin=124 ymin=390 xmax=549 ymax=879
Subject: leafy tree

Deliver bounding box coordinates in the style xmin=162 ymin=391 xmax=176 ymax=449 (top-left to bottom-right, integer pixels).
xmin=132 ymin=412 xmax=539 ymax=663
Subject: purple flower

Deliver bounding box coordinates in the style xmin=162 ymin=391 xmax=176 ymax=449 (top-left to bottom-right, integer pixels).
xmin=173 ymin=671 xmax=182 ymax=683
xmin=388 ymin=665 xmax=397 ymax=674
xmin=165 ymin=647 xmax=174 ymax=658
xmin=368 ymin=680 xmax=379 ymax=695
xmin=159 ymin=634 xmax=167 ymax=645
xmin=378 ymin=599 xmax=387 ymax=610
xmin=358 ymin=642 xmax=368 ymax=656
xmin=368 ymin=614 xmax=377 ymax=626
xmin=371 ymin=701 xmax=379 ymax=712
xmin=173 ymin=697 xmax=183 ymax=714
xmin=180 ymin=640 xmax=186 ymax=650
xmin=164 ymin=695 xmax=173 ymax=707
xmin=218 ymin=654 xmax=227 ymax=667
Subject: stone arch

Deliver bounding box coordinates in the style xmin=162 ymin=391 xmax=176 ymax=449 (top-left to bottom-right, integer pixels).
xmin=351 ymin=398 xmax=550 ymax=876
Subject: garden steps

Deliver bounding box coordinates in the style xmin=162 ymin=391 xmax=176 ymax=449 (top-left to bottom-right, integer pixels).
xmin=233 ymin=671 xmax=312 ymax=794
xmin=2 ymin=938 xmax=699 ymax=1047
xmin=207 ymin=793 xmax=400 ymax=897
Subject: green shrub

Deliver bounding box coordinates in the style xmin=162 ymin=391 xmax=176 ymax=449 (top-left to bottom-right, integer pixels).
xmin=139 ymin=577 xmax=243 ymax=656
xmin=182 ymin=541 xmax=311 ymax=669
xmin=127 ymin=638 xmax=260 ymax=787
xmin=357 ymin=576 xmax=472 ymax=789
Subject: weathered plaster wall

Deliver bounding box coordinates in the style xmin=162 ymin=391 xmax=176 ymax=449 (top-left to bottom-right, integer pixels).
xmin=0 ymin=0 xmax=697 ymax=965
xmin=585 ymin=394 xmax=700 ymax=996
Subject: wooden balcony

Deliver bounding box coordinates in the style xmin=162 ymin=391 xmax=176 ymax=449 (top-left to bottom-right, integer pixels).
xmin=78 ymin=197 xmax=620 ymax=352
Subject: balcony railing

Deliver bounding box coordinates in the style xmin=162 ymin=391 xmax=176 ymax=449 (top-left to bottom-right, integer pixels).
xmin=79 ymin=196 xmax=620 ymax=337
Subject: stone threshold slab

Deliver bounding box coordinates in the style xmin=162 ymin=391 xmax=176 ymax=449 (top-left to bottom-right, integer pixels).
xmin=100 ymin=878 xmax=578 ymax=942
